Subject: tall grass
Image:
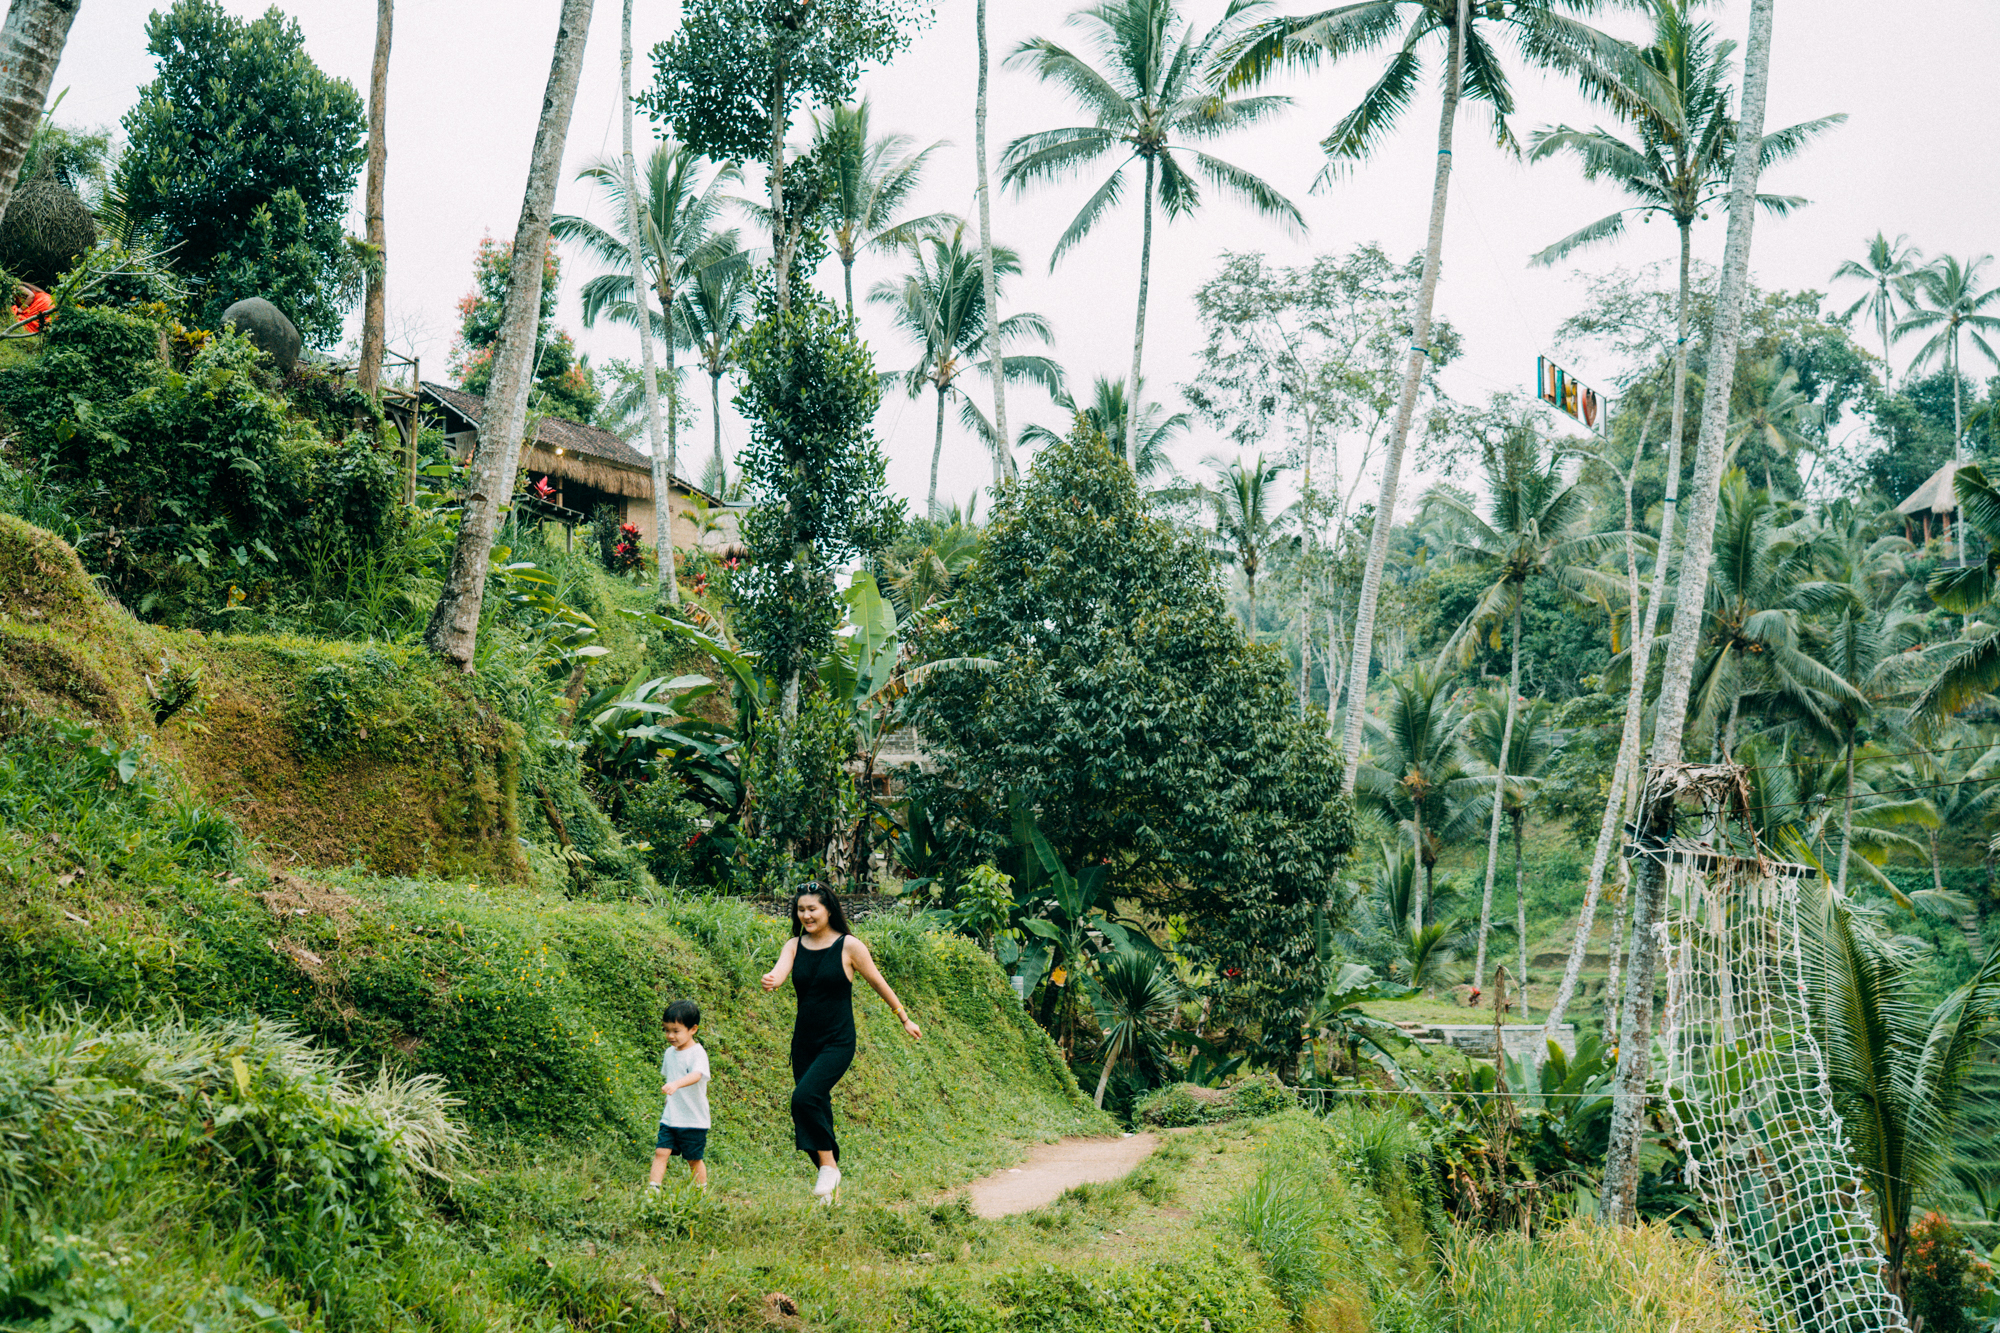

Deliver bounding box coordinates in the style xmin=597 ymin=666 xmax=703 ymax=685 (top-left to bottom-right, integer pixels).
xmin=1429 ymin=1221 xmax=1762 ymax=1332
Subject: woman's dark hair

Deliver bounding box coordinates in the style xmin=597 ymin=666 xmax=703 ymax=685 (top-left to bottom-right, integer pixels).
xmin=789 ymin=882 xmax=851 ymax=937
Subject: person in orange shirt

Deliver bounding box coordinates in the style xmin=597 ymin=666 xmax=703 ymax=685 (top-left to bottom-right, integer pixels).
xmin=11 ymin=282 xmax=51 ymax=334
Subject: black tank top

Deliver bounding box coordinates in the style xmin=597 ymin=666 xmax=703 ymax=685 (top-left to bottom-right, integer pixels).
xmin=791 ymin=934 xmax=856 ymax=1050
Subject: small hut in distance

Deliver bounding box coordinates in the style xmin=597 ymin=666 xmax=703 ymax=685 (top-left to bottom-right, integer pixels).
xmin=1896 ymin=458 xmax=1965 ymax=551
xmin=418 ymin=382 xmax=741 ymax=556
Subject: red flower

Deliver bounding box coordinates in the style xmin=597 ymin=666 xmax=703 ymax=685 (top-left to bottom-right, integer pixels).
xmin=620 ymin=522 xmax=639 ymax=535
xmin=531 ymin=477 xmax=555 ymax=500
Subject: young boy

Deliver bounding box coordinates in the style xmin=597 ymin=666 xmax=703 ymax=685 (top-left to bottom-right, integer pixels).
xmin=649 ymin=999 xmax=711 ymax=1190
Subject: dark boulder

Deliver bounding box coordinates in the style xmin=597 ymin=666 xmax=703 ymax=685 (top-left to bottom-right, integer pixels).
xmin=222 ymin=297 xmax=302 ymax=373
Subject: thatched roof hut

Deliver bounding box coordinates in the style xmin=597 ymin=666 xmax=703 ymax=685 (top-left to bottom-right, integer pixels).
xmin=419 ymin=382 xmax=742 ymax=554
xmin=1896 ymin=459 xmax=1963 ymax=546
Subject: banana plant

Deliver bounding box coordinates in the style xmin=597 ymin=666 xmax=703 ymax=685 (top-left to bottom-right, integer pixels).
xmin=1306 ymin=962 xmax=1417 ymax=1081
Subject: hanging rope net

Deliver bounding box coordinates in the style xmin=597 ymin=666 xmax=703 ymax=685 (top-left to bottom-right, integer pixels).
xmin=1655 ymin=830 xmax=1909 ymax=1332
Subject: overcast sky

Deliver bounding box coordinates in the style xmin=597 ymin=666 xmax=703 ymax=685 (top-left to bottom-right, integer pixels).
xmin=52 ymin=0 xmax=2000 ymax=519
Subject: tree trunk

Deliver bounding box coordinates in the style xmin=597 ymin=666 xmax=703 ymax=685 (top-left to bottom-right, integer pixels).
xmin=357 ymin=0 xmax=392 ymax=399
xmin=929 ymin=382 xmax=947 ymax=517
xmin=1546 ymin=232 xmax=1692 ymax=1037
xmin=767 ymin=46 xmax=791 ymax=315
xmin=0 ymin=0 xmax=81 ymax=228
xmin=1245 ymin=562 xmax=1257 ymax=640
xmin=843 ymin=256 xmax=855 ymax=319
xmin=1337 ymin=0 xmax=1468 ymax=795
xmin=1835 ymin=724 xmax=1856 ymax=897
xmin=1475 ymin=598 xmax=1522 ymax=984
xmin=1514 ymin=808 xmax=1530 ymax=1020
xmin=710 ymin=369 xmax=726 ymax=485
xmin=974 ymin=0 xmax=1012 ymax=484
xmin=1124 ymin=154 xmax=1156 ymax=471
xmin=1600 ymin=0 xmax=1777 ymax=1228
xmin=1093 ymin=1039 xmax=1118 ymax=1108
xmin=424 ymin=0 xmax=596 ymax=670
xmin=1413 ymin=805 xmax=1428 ymax=928
xmin=1602 ymin=860 xmax=1627 ymax=1045
xmin=621 ymin=0 xmax=677 ymax=608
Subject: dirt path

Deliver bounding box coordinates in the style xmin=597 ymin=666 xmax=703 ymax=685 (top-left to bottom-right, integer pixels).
xmin=965 ymin=1134 xmax=1159 ymax=1218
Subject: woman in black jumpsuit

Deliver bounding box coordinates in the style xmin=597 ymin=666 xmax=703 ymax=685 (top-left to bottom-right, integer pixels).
xmin=761 ymin=883 xmax=922 ymax=1202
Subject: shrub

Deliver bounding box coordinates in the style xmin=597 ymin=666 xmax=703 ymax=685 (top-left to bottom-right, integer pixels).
xmin=624 ymin=775 xmax=703 ymax=886
xmin=991 ymin=1250 xmax=1282 ymax=1333
xmin=1135 ymin=1074 xmax=1296 ymax=1128
xmin=1908 ymin=1211 xmax=1990 ymax=1333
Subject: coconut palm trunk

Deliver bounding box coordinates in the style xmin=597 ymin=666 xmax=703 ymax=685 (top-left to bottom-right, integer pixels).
xmin=1123 ymin=155 xmax=1157 ymax=472
xmin=710 ymin=370 xmax=726 ymax=483
xmin=357 ymin=0 xmax=392 ymax=399
xmin=425 ymin=0 xmax=595 ymax=670
xmin=1599 ymin=0 xmax=1777 ymax=1228
xmin=930 ymin=380 xmax=948 ymax=516
xmin=1474 ymin=600 xmax=1523 ymax=984
xmin=0 ymin=0 xmax=81 ymax=224
xmin=618 ymin=0 xmax=677 ymax=607
xmin=974 ymin=0 xmax=1011 ymax=484
xmin=1514 ymin=803 xmax=1530 ymax=1020
xmin=1545 ymin=228 xmax=1695 ymax=1036
xmin=1835 ymin=723 xmax=1857 ymax=897
xmin=1338 ymin=0 xmax=1468 ymax=796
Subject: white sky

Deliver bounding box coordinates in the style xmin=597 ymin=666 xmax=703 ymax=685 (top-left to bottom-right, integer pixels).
xmin=51 ymin=0 xmax=2000 ymax=520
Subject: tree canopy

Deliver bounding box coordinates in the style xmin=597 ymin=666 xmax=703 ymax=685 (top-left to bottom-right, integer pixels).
xmin=114 ymin=0 xmax=366 ymax=344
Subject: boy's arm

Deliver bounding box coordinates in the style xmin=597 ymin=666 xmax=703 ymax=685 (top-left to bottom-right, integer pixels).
xmin=662 ymin=1050 xmax=712 ymax=1094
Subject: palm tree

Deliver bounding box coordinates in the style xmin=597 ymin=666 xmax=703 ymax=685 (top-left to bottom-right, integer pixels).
xmin=1427 ymin=431 xmax=1620 ymax=984
xmin=1816 ymin=905 xmax=2000 ymax=1317
xmin=1019 ymin=376 xmax=1190 ymax=481
xmin=1467 ymin=694 xmax=1554 ymax=1019
xmin=1002 ymin=0 xmax=1302 ymax=470
xmin=1358 ymin=663 xmax=1481 ymax=922
xmin=870 ymin=225 xmax=1060 ymax=516
xmin=678 ymin=237 xmax=754 ymax=490
xmin=615 ymin=0 xmax=673 ymax=604
xmin=1201 ymin=452 xmax=1290 ymax=637
xmin=1727 ymin=355 xmax=1821 ymax=494
xmin=1896 ymin=254 xmax=2000 ymax=465
xmin=427 ymin=0 xmax=595 ymax=669
xmin=1689 ymin=474 xmax=1864 ymax=759
xmin=813 ymin=100 xmax=954 ymax=317
xmin=1223 ymin=0 xmax=1642 ymax=800
xmin=551 ymin=141 xmax=740 ymax=584
xmin=1601 ymin=0 xmax=1782 ymax=1227
xmin=1087 ymin=945 xmax=1181 ymax=1107
xmin=1832 ymin=232 xmax=1925 ymax=371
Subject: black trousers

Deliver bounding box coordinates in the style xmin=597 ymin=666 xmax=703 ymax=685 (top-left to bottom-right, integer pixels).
xmin=790 ymin=1040 xmax=855 ymax=1161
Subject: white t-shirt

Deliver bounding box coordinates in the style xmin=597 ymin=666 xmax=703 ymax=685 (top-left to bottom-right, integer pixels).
xmin=659 ymin=1041 xmax=711 ymax=1128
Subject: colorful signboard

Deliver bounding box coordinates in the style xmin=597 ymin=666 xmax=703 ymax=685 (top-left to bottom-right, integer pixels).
xmin=1536 ymin=356 xmax=1610 ymax=435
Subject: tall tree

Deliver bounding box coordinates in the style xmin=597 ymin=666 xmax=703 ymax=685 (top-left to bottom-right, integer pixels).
xmin=1224 ymin=0 xmax=1639 ymax=797
xmin=1532 ymin=0 xmax=1833 ymax=1034
xmin=1600 ymin=0 xmax=1778 ymax=1229
xmin=1002 ymin=0 xmax=1302 ymax=469
xmin=1428 ymin=428 xmax=1617 ymax=984
xmin=645 ymin=0 xmax=928 ymax=313
xmin=814 ymin=98 xmax=950 ymax=316
xmin=1726 ymin=354 xmax=1819 ymax=492
xmin=1832 ymin=231 xmax=1924 ymax=371
xmin=424 ymin=0 xmax=595 ymax=671
xmin=870 ymin=225 xmax=1059 ymax=516
xmin=0 ymin=0 xmax=83 ymax=227
xmin=974 ymin=0 xmax=1012 ymax=484
xmin=1896 ymin=253 xmax=2000 ymax=466
xmin=357 ymin=0 xmax=391 ymax=398
xmin=619 ymin=0 xmax=672 ymax=604
xmin=116 ymin=0 xmax=367 ymax=343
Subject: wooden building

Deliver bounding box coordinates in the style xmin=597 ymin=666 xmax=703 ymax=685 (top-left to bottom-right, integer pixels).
xmin=418 ymin=382 xmax=742 ymax=554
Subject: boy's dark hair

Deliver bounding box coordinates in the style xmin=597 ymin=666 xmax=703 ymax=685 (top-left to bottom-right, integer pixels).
xmin=663 ymin=999 xmax=701 ymax=1029
xmin=789 ymin=881 xmax=852 ymax=937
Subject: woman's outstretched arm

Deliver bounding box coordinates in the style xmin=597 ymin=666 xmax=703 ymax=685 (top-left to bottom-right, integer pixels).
xmin=848 ymin=937 xmax=922 ymax=1040
xmin=761 ymin=937 xmax=800 ymax=992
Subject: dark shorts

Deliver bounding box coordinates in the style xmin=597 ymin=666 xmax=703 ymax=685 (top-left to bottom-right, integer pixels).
xmin=655 ymin=1124 xmax=708 ymax=1160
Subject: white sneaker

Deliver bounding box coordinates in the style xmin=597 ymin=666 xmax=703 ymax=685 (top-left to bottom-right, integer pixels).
xmin=812 ymin=1165 xmax=841 ymax=1198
